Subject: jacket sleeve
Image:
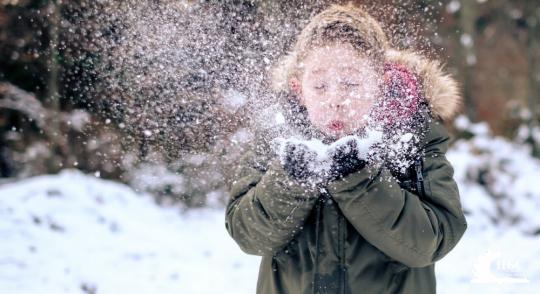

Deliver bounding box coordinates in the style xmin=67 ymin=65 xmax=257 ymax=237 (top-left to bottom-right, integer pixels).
xmin=326 ymin=120 xmax=468 ymax=268
xmin=224 ymin=151 xmax=320 ymax=256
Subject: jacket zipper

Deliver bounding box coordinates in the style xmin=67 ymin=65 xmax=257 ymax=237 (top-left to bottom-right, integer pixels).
xmin=339 ymin=212 xmax=346 ymax=294
xmin=313 ymin=185 xmax=329 ymax=294
xmin=414 ymin=158 xmax=425 ymax=197
xmin=313 ymin=198 xmax=322 ymax=294
xmin=321 ymin=186 xmax=346 ymax=294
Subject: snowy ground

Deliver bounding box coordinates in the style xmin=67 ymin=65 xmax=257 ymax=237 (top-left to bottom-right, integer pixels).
xmin=0 ymin=170 xmax=260 ymax=294
xmin=1 ymin=129 xmax=540 ymax=293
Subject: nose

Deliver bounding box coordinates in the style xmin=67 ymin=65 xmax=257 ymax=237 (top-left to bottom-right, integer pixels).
xmin=328 ymin=92 xmax=344 ymax=110
xmin=330 ymin=101 xmax=342 ymax=109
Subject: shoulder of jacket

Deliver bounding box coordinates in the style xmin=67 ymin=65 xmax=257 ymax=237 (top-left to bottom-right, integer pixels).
xmin=422 ymin=115 xmax=451 ymax=155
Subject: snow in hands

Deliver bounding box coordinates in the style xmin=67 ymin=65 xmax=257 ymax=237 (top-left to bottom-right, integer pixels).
xmin=271 ymin=128 xmax=384 ymax=183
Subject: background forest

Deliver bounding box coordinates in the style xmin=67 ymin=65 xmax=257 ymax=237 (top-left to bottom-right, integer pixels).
xmin=1 ymin=0 xmax=539 ymax=205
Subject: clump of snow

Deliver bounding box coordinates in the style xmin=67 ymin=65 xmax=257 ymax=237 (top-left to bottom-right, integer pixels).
xmin=270 ymin=128 xmax=383 ymax=175
xmin=454 ymin=114 xmax=491 ymax=136
xmin=274 ymin=112 xmax=286 ymax=125
xmin=67 ymin=109 xmax=91 ymax=132
xmin=446 ymin=0 xmax=461 ymax=14
xmin=400 ymin=132 xmax=414 ymax=143
xmin=515 ymin=122 xmax=540 ymax=148
xmin=221 ymin=89 xmax=247 ymax=113
xmin=128 ymin=163 xmax=185 ymax=196
xmin=383 ymin=129 xmax=423 ymax=174
xmin=228 ymin=127 xmax=253 ymax=145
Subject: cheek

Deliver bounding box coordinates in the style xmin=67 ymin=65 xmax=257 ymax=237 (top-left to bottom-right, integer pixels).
xmin=359 ymin=97 xmax=376 ymax=109
xmin=302 ymin=95 xmax=329 ymax=122
xmin=305 ymin=103 xmax=326 ymax=120
xmin=302 ymin=92 xmax=326 ymax=111
xmin=349 ymin=96 xmax=375 ymax=111
xmin=351 ymin=83 xmax=379 ymax=98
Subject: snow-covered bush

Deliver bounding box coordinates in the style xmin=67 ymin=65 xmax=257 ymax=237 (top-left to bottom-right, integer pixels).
xmin=450 ymin=115 xmax=540 ymax=235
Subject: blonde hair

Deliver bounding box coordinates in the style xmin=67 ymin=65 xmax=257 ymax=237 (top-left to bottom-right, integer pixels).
xmin=270 ymin=2 xmax=391 ymax=94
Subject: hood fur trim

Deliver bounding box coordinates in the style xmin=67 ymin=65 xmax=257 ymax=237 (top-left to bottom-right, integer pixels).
xmin=384 ymin=49 xmax=462 ymax=122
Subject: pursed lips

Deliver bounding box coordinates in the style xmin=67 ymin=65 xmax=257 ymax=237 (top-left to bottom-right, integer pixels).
xmin=327 ymin=120 xmax=345 ymax=131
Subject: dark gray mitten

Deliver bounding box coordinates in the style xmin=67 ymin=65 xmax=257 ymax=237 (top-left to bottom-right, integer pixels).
xmin=280 ymin=142 xmax=322 ymax=184
xmin=328 ymin=138 xmax=367 ymax=180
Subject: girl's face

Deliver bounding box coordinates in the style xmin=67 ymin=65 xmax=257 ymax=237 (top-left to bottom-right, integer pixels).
xmin=289 ymin=43 xmax=382 ymax=139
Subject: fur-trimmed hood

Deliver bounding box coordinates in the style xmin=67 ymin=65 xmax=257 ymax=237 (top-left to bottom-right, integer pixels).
xmin=269 ymin=3 xmax=462 ymax=123
xmin=384 ymin=49 xmax=462 ymax=122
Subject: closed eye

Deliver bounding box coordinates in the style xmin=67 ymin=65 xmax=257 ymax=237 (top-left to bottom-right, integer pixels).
xmin=343 ymin=83 xmax=359 ymax=87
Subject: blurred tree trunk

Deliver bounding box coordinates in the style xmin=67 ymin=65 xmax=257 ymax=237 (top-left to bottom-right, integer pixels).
xmin=525 ymin=1 xmax=539 ymax=158
xmin=526 ymin=1 xmax=539 ymax=120
xmin=45 ymin=0 xmax=65 ymax=171
xmin=459 ymin=0 xmax=478 ymax=122
xmin=46 ymin=0 xmax=60 ymax=116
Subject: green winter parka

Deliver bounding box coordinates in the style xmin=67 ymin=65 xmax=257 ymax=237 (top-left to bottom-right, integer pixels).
xmin=224 ymin=49 xmax=468 ymax=294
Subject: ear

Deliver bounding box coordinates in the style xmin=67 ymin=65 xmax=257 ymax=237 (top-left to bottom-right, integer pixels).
xmin=288 ymin=77 xmax=304 ymax=104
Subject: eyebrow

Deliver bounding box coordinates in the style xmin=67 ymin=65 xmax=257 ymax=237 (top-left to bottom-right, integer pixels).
xmin=341 ymin=66 xmax=361 ymax=72
xmin=310 ymin=67 xmax=361 ymax=74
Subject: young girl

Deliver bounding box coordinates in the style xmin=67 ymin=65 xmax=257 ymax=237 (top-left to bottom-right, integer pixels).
xmin=225 ymin=3 xmax=468 ymax=294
